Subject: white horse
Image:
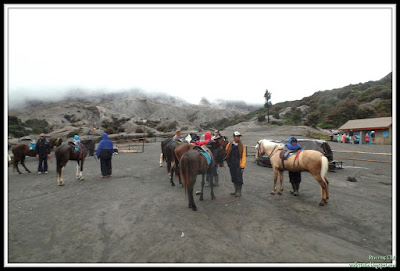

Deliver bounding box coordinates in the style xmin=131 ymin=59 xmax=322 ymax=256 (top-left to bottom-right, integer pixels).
xmin=256 ymin=139 xmax=330 ymax=206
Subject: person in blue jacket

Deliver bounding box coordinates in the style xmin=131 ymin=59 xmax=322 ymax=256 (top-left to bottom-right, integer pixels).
xmin=285 ymin=137 xmax=302 ymax=196
xmin=96 ymin=132 xmax=114 ymax=178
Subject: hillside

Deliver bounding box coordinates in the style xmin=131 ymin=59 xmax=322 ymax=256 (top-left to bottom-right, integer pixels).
xmin=206 ymin=72 xmax=392 ymax=130
xmin=8 ymin=90 xmax=256 ymax=139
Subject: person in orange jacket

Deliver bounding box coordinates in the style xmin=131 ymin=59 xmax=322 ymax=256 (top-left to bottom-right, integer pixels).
xmin=225 ymin=131 xmax=246 ymax=197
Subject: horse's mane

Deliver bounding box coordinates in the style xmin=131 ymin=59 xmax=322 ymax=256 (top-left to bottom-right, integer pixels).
xmin=259 ymin=139 xmax=284 ymax=150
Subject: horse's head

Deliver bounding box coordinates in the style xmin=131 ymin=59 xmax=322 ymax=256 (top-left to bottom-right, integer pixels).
xmin=257 ymin=139 xmax=283 ymax=157
xmin=208 ymin=141 xmax=225 ymax=167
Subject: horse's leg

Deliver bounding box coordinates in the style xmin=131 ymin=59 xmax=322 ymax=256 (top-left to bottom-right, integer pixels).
xmin=78 ymin=160 xmax=84 ymax=180
xmin=159 ymin=153 xmax=163 ymax=167
xmin=210 ymin=173 xmax=215 ymax=200
xmin=14 ymin=159 xmax=22 ymax=174
xmin=312 ymin=173 xmax=328 ymax=206
xmin=271 ymin=167 xmax=279 ymax=194
xmin=325 ymin=178 xmax=329 ymax=199
xmin=76 ymin=162 xmax=80 ymax=179
xmin=21 ymin=157 xmax=31 ymax=173
xmin=58 ymin=167 xmax=65 ymax=186
xmin=278 ymin=170 xmax=284 ymax=195
xmin=188 ymin=179 xmax=197 ymax=211
xmin=199 ymin=174 xmax=205 ymax=201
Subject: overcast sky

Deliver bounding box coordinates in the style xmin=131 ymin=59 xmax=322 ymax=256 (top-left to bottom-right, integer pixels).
xmin=5 ymin=4 xmax=394 ymax=108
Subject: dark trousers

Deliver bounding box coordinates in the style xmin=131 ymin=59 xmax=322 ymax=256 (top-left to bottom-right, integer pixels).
xmin=229 ymin=166 xmax=243 ymax=187
xmin=100 ymin=158 xmax=112 ymax=177
xmin=38 ymin=156 xmax=48 ymax=172
xmin=289 ymin=171 xmax=301 ymax=184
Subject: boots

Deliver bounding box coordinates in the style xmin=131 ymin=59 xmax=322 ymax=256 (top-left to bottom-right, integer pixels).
xmin=290 ymin=182 xmax=298 ymax=196
xmin=214 ymin=175 xmax=219 ymax=187
xmin=230 ymin=183 xmax=238 ymax=195
xmin=234 ymin=186 xmax=242 ymax=197
xmin=295 ymin=182 xmax=300 ymax=195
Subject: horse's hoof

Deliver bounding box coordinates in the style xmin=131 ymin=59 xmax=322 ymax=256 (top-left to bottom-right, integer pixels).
xmin=58 ymin=183 xmax=64 ymax=186
xmin=192 ymin=206 xmax=197 ymax=211
xmin=270 ymin=191 xmax=276 ymax=195
xmin=319 ymin=202 xmax=325 ymax=206
xmin=171 ymin=183 xmax=175 ymax=186
xmin=277 ymin=191 xmax=282 ymax=195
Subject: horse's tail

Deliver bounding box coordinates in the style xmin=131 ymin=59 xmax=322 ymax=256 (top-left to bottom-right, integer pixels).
xmin=320 ymin=155 xmax=329 ymax=181
xmin=180 ymin=154 xmax=189 ymax=194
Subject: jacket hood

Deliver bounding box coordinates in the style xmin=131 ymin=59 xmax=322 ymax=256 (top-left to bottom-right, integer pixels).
xmin=74 ymin=135 xmax=80 ymax=140
xmin=101 ymin=133 xmax=109 ymax=140
xmin=204 ymin=132 xmax=212 ymax=141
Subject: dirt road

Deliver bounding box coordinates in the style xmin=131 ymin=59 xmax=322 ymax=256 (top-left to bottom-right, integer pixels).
xmin=6 ymin=126 xmax=394 ymax=266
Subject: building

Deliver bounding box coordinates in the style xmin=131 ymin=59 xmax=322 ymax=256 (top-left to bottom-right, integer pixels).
xmin=338 ymin=117 xmax=392 ymax=145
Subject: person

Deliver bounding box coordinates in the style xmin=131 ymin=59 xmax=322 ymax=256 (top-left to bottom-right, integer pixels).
xmin=349 ymin=130 xmax=354 ymax=144
xmin=35 ymin=133 xmax=51 ymax=174
xmin=212 ymin=130 xmax=221 ymax=140
xmin=194 ymin=132 xmax=213 ymax=146
xmin=341 ymin=133 xmax=347 ymax=143
xmin=96 ymin=132 xmax=114 ymax=178
xmin=29 ymin=139 xmax=36 ymax=150
xmin=371 ymin=131 xmax=375 ymax=144
xmin=365 ymin=132 xmax=370 ymax=145
xmin=285 ymin=137 xmax=302 ymax=196
xmin=336 ymin=133 xmax=341 ymax=143
xmin=329 ymin=130 xmax=333 ymax=141
xmin=225 ymin=131 xmax=246 ymax=197
xmin=172 ymin=129 xmax=184 ymax=142
xmin=73 ymin=135 xmax=80 ymax=143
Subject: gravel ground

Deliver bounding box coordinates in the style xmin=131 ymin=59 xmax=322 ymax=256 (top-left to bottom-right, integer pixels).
xmin=6 ymin=125 xmax=395 ymax=267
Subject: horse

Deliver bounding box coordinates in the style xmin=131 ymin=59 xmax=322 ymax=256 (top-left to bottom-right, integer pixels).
xmin=11 ymin=144 xmax=37 ymax=174
xmin=179 ymin=141 xmax=225 ymax=211
xmin=172 ymin=142 xmax=194 ymax=186
xmin=160 ymin=139 xmax=182 ymax=186
xmin=256 ymin=139 xmax=330 ymax=206
xmin=11 ymin=137 xmax=62 ymax=174
xmin=55 ymin=142 xmax=88 ymax=186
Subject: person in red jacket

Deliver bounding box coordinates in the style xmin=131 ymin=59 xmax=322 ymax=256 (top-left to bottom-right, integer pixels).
xmin=194 ymin=132 xmax=213 ymax=146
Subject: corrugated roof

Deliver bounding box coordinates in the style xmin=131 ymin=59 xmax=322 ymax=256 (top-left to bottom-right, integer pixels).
xmin=339 ymin=117 xmax=392 ymax=131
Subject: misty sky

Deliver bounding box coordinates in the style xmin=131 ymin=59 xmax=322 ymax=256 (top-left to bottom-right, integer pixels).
xmin=5 ymin=4 xmax=394 ymax=108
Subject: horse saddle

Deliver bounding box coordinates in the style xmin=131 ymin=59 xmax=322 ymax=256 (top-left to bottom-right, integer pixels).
xmin=193 ymin=145 xmax=213 ymax=166
xmin=69 ymin=142 xmax=84 ymax=153
xmin=279 ymin=149 xmax=301 ymax=169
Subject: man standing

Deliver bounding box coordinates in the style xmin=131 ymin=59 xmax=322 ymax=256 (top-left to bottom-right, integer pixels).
xmin=225 ymin=131 xmax=246 ymax=197
xmin=96 ymin=132 xmax=114 ymax=178
xmin=36 ymin=133 xmax=51 ymax=174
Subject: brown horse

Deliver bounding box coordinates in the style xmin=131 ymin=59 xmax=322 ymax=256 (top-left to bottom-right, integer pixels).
xmin=256 ymin=139 xmax=330 ymax=206
xmin=172 ymin=142 xmax=194 ymax=186
xmin=11 ymin=137 xmax=62 ymax=174
xmin=11 ymin=144 xmax=37 ymax=174
xmin=180 ymin=141 xmax=225 ymax=211
xmin=55 ymin=142 xmax=88 ymax=186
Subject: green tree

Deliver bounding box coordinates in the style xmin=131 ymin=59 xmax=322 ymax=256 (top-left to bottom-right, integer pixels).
xmin=264 ymin=89 xmax=272 ymax=123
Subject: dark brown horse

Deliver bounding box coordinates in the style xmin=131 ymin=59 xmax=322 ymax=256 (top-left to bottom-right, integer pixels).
xmin=160 ymin=139 xmax=181 ymax=186
xmin=180 ymin=141 xmax=225 ymax=211
xmin=11 ymin=137 xmax=62 ymax=174
xmin=11 ymin=144 xmax=37 ymax=174
xmin=55 ymin=142 xmax=88 ymax=186
xmin=49 ymin=137 xmax=63 ymax=150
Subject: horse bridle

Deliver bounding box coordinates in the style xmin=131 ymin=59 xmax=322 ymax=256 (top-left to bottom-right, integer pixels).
xmin=259 ymin=142 xmax=279 ymax=159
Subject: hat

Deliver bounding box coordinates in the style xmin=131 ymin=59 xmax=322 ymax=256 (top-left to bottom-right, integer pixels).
xmin=233 ymin=131 xmax=242 ymax=137
xmin=40 ymin=133 xmax=45 ymax=137
xmin=74 ymin=135 xmax=80 ymax=140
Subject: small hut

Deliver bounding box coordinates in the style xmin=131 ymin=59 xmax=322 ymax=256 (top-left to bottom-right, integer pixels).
xmin=339 ymin=117 xmax=392 ymax=145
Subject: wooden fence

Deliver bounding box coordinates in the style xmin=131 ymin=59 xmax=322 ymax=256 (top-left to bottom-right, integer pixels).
xmin=244 ymin=145 xmax=392 ymax=166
